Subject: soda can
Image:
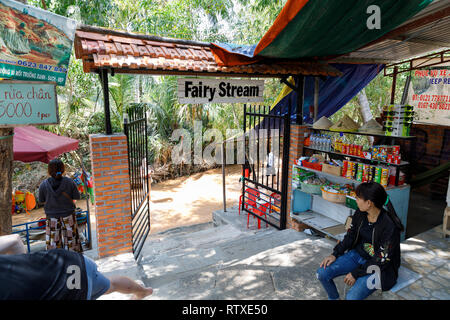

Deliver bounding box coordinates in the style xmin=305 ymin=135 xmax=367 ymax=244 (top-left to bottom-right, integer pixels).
xmin=342 ymin=160 xmax=348 ymax=177
xmin=356 ymin=163 xmax=363 ymax=181
xmin=381 ymin=167 xmax=389 ymax=187
xmin=343 ymin=144 xmax=348 ymax=154
xmin=394 ymin=155 xmax=400 ymax=165
xmin=374 ymin=167 xmax=382 ymax=183
xmin=362 ymin=164 xmax=369 ymax=182
xmin=347 ymin=161 xmax=354 ymax=179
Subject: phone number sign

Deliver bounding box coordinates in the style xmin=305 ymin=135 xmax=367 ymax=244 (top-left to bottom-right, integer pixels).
xmin=0 ymin=81 xmax=59 ymax=127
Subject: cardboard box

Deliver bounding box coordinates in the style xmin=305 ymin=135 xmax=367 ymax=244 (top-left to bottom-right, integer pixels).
xmin=322 ymin=163 xmax=342 ymax=176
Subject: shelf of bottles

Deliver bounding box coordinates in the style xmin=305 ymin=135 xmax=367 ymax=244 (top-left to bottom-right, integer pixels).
xmin=306 ymin=132 xmax=408 ymax=167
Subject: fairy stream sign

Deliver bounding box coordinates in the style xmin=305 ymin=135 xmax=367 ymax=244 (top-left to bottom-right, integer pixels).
xmin=0 ymin=81 xmax=59 ymax=127
xmin=0 ymin=0 xmax=77 ymax=86
xmin=178 ymin=78 xmax=264 ymax=104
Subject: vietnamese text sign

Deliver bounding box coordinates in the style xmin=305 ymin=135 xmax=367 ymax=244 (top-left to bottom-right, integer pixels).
xmin=0 ymin=0 xmax=77 ymax=86
xmin=406 ymin=68 xmax=450 ymax=126
xmin=0 ymin=81 xmax=59 ymax=126
xmin=178 ymin=78 xmax=264 ymax=104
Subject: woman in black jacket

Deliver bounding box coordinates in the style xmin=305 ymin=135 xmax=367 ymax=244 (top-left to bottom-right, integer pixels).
xmin=38 ymin=159 xmax=83 ymax=252
xmin=317 ymin=182 xmax=403 ymax=300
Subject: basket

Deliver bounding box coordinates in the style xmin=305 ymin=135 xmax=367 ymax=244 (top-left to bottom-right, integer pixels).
xmin=302 ymin=161 xmax=322 ymax=171
xmin=345 ymin=196 xmax=358 ymax=210
xmin=300 ymin=181 xmax=323 ymax=195
xmin=322 ymin=163 xmax=341 ymax=176
xmin=321 ymin=187 xmax=346 ymax=203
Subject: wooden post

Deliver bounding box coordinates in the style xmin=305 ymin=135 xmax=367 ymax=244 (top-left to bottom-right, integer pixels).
xmin=314 ymin=77 xmax=319 ymax=122
xmin=390 ymin=66 xmax=398 ymax=104
xmin=296 ymin=76 xmax=305 ymax=124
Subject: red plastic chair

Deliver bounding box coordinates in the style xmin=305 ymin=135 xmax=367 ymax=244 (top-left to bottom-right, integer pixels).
xmin=269 ymin=192 xmax=281 ymax=214
xmin=247 ymin=202 xmax=269 ymax=229
xmin=238 ymin=188 xmax=259 ymax=215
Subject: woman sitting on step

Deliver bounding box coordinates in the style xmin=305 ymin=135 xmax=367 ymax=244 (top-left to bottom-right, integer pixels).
xmin=317 ymin=182 xmax=404 ymax=300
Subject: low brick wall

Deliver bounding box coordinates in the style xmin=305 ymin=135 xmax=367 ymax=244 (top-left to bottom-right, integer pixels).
xmin=89 ymin=133 xmax=132 ymax=258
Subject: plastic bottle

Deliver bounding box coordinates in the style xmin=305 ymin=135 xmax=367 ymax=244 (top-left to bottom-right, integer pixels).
xmin=327 ymin=136 xmax=331 ymax=152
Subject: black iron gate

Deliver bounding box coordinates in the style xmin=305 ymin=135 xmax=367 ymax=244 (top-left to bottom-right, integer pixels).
xmin=124 ymin=104 xmax=150 ymax=261
xmin=242 ymin=104 xmax=290 ymax=230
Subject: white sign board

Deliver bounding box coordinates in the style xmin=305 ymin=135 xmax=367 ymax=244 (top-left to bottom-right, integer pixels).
xmin=0 ymin=81 xmax=59 ymax=127
xmin=405 ymin=68 xmax=450 ymax=126
xmin=178 ymin=78 xmax=264 ymax=104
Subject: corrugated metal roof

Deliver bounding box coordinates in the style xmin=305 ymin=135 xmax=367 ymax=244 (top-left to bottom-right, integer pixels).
xmin=74 ymin=26 xmax=342 ymax=78
xmin=330 ymin=0 xmax=450 ymax=65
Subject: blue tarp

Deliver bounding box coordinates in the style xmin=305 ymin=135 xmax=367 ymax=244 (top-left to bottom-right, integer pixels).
xmin=270 ymin=63 xmax=385 ymax=123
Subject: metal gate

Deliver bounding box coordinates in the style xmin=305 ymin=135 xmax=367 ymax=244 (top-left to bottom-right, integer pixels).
xmin=124 ymin=104 xmax=150 ymax=261
xmin=242 ymin=104 xmax=290 ymax=230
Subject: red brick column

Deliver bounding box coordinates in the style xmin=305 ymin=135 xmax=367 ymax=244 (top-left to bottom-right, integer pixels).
xmin=286 ymin=124 xmax=309 ymax=231
xmin=89 ymin=133 xmax=132 ymax=258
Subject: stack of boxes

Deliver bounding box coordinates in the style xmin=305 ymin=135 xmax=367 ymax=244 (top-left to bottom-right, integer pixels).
xmin=382 ymin=105 xmax=414 ymax=137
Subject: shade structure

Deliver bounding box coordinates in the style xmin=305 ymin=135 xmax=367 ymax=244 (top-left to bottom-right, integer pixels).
xmin=13 ymin=126 xmax=79 ymax=163
xmin=211 ymin=0 xmax=433 ymax=66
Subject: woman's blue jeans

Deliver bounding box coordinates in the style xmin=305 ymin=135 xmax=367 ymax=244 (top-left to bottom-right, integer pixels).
xmin=316 ymin=249 xmax=377 ymax=300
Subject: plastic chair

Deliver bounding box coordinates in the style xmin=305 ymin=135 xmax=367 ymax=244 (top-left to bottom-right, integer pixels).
xmin=247 ymin=202 xmax=269 ymax=229
xmin=238 ymin=188 xmax=259 ymax=215
xmin=269 ymin=192 xmax=281 ymax=214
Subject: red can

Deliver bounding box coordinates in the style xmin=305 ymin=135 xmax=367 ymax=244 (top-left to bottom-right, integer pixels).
xmin=393 ymin=145 xmax=400 ymax=155
xmin=394 ymin=155 xmax=400 ymax=164
xmin=387 ymin=154 xmax=393 ymax=163
xmin=350 ymin=144 xmax=354 ymax=155
xmin=342 ymin=160 xmax=348 ymax=177
xmin=343 ymin=144 xmax=348 ymax=154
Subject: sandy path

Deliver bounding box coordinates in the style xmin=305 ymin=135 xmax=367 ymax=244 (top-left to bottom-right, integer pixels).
xmin=12 ymin=165 xmax=243 ymax=237
xmin=149 ymin=165 xmax=242 ymax=234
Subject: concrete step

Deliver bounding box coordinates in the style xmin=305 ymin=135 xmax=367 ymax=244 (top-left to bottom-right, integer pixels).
xmin=138 ymin=227 xmax=327 ymax=290
xmin=144 ymin=232 xmax=337 ymax=300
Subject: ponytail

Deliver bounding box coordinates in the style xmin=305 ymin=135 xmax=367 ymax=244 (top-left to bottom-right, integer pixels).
xmin=385 ymin=198 xmax=404 ymax=232
xmin=48 ymin=159 xmax=65 ymax=180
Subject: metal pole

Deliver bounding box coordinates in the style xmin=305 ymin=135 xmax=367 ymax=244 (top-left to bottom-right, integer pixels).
xmin=222 ymin=142 xmax=226 ymax=212
xmin=100 ymin=69 xmax=113 ymax=135
xmin=390 ymin=66 xmax=398 ymax=105
xmin=280 ymin=113 xmax=291 ymax=230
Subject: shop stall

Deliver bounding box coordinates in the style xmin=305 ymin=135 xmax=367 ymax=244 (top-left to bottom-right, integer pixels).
xmin=290 ymin=104 xmax=415 ymax=241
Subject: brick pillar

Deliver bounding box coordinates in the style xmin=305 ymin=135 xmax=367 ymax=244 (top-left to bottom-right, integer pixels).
xmin=286 ymin=124 xmax=309 ymax=231
xmin=89 ymin=133 xmax=132 ymax=258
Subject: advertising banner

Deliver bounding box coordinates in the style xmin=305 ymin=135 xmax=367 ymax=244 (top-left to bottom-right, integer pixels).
xmin=0 ymin=81 xmax=59 ymax=126
xmin=0 ymin=0 xmax=77 ymax=86
xmin=405 ymin=68 xmax=450 ymax=126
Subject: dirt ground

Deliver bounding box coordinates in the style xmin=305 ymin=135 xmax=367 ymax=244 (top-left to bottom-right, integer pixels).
xmin=12 ymin=165 xmax=243 ymax=236
xmin=149 ymin=164 xmax=242 ymax=234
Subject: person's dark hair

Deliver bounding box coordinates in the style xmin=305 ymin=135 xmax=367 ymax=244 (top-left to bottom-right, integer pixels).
xmin=48 ymin=159 xmax=65 ymax=180
xmin=355 ymin=182 xmax=404 ymax=231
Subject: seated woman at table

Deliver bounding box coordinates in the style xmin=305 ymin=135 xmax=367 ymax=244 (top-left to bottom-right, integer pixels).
xmin=316 ymin=182 xmax=404 ymax=300
xmin=38 ymin=158 xmax=83 ymax=253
